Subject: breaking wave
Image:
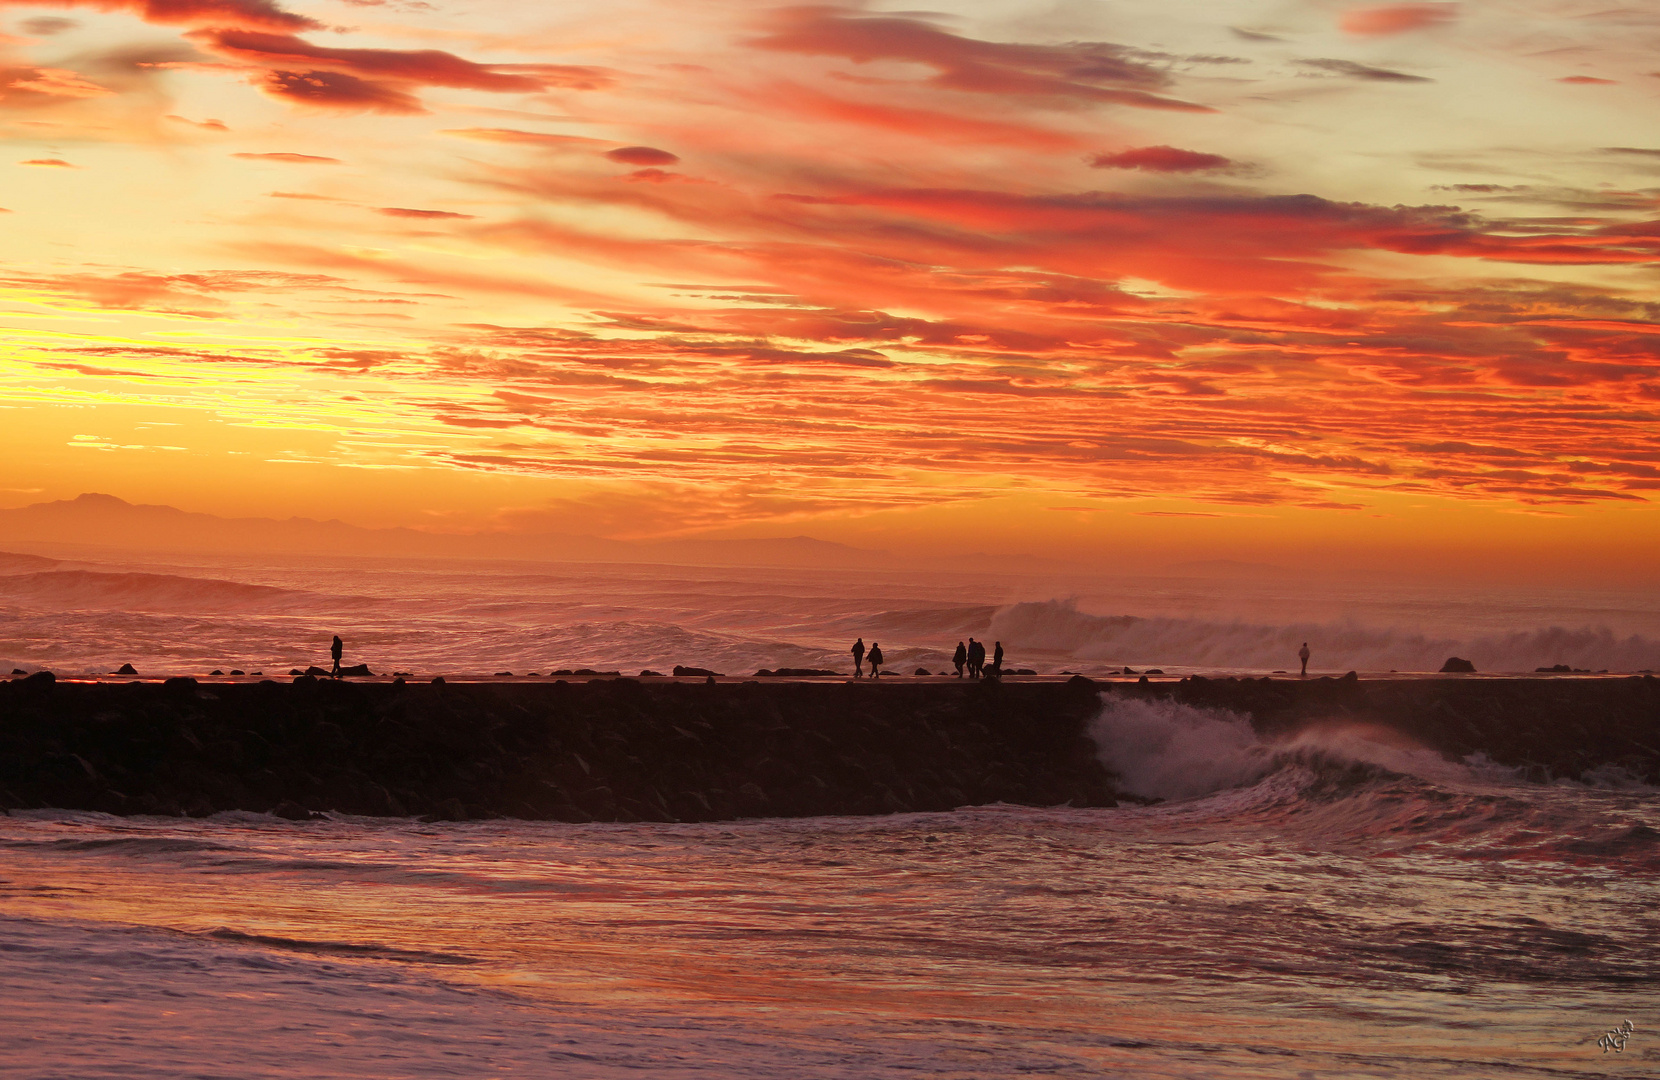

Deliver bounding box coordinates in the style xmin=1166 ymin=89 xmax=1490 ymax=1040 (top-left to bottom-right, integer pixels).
xmin=1088 ymin=695 xmax=1660 ymax=866
xmin=990 ymin=598 xmax=1660 ymax=673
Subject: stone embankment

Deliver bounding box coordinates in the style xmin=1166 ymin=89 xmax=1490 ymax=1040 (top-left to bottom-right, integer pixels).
xmin=2 ymin=674 xmax=1655 ymax=821
xmin=0 ymin=676 xmax=1114 ymax=821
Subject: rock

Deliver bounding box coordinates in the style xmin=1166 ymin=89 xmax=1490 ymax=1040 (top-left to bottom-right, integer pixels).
xmin=1440 ymin=657 xmax=1476 ymax=673
xmin=210 ymin=670 xmax=224 ymax=676
xmin=494 ymin=672 xmax=514 ymax=678
xmin=114 ymin=663 xmax=137 ymax=676
xmin=674 ymin=666 xmax=723 ymax=678
xmin=289 ymin=669 xmax=304 ymax=676
xmin=1342 ymin=670 xmax=1359 ymax=680
xmin=163 ymin=676 xmax=198 ymax=690
xmin=271 ymin=800 xmax=316 ymax=821
xmin=914 ymin=668 xmax=931 ymax=676
xmin=338 ymin=664 xmax=374 ymax=678
xmin=1536 ymin=664 xmax=1572 ymax=673
xmin=1014 ymin=668 xmax=1036 ymax=675
xmin=230 ymin=670 xmax=245 ymax=676
xmin=431 ymin=675 xmax=445 ymax=684
xmin=1123 ymin=667 xmax=1138 ymax=675
xmin=640 ymin=670 xmax=664 ymax=677
xmin=1145 ymin=669 xmax=1164 ymax=675
xmin=10 ymin=668 xmax=24 ymax=675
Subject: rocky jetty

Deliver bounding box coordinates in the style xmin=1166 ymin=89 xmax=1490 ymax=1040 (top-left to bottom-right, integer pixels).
xmin=0 ymin=677 xmax=1114 ymax=821
xmin=1 ymin=675 xmax=1654 ymax=822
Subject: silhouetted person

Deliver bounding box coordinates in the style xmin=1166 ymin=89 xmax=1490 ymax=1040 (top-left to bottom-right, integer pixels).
xmin=967 ymin=638 xmax=984 ymax=679
xmin=993 ymin=641 xmax=1003 ymax=670
xmin=852 ymin=637 xmax=865 ymax=678
xmin=953 ymin=641 xmax=967 ymax=678
xmin=868 ymin=642 xmax=883 ymax=678
xmin=330 ymin=635 xmax=343 ymax=679
xmin=1298 ymin=641 xmax=1310 ymax=678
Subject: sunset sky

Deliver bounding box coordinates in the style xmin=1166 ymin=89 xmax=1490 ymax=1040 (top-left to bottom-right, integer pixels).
xmin=0 ymin=0 xmax=1656 ymax=575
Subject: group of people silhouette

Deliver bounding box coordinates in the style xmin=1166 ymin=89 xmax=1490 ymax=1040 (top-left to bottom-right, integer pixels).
xmin=954 ymin=638 xmax=1001 ymax=679
xmin=849 ymin=637 xmax=1005 ymax=680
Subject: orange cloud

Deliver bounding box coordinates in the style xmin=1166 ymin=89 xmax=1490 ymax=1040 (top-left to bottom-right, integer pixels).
xmin=232 ymin=151 xmax=338 ymax=162
xmin=1339 ymin=4 xmax=1457 ymax=36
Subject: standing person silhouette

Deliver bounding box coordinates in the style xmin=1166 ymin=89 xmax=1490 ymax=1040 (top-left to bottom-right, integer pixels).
xmin=1298 ymin=641 xmax=1310 ymax=678
xmin=953 ymin=641 xmax=967 ymax=678
xmin=993 ymin=641 xmax=1004 ymax=673
xmin=967 ymin=638 xmax=984 ymax=679
xmin=868 ymin=642 xmax=883 ymax=679
xmin=330 ymin=635 xmax=343 ymax=679
xmin=851 ymin=637 xmax=865 ymax=678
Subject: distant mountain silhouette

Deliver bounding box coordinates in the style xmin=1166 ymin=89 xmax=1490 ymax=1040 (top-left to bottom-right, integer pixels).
xmin=0 ymin=493 xmax=889 ymax=568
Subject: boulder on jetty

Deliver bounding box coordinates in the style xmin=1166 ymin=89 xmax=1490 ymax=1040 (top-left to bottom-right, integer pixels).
xmin=1536 ymin=664 xmax=1580 ymax=673
xmin=640 ymin=670 xmax=664 ymax=678
xmin=114 ymin=663 xmax=137 ymax=676
xmin=914 ymin=668 xmax=931 ymax=676
xmin=302 ymin=664 xmax=374 ymax=678
xmin=1440 ymin=657 xmax=1477 ymax=673
xmin=673 ymin=666 xmax=722 ymax=678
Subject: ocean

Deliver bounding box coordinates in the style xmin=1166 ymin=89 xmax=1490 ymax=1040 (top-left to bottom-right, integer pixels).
xmin=1 ymin=722 xmax=1655 ymax=1078
xmin=1 ymin=549 xmax=1659 ymax=678
xmin=0 ymin=551 xmax=1656 ymax=1077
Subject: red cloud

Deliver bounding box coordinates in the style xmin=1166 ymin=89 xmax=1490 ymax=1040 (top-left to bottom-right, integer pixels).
xmin=1339 ymin=3 xmax=1456 ymax=36
xmin=260 ymin=69 xmax=422 ymax=113
xmin=751 ymin=7 xmax=1212 ymax=112
xmin=606 ymin=146 xmax=679 ymax=166
xmin=20 ymin=157 xmax=76 ymax=166
xmin=1090 ymin=146 xmax=1234 ymax=172
xmin=0 ymin=0 xmax=319 ymax=31
xmin=1559 ymin=76 xmax=1616 ymax=85
xmin=197 ymin=30 xmax=544 ymax=92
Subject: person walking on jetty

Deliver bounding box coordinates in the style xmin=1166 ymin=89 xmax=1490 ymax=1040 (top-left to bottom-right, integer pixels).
xmin=953 ymin=641 xmax=967 ymax=678
xmin=852 ymin=637 xmax=865 ymax=678
xmin=868 ymin=642 xmax=883 ymax=678
xmin=330 ymin=635 xmax=343 ymax=679
xmin=967 ymin=638 xmax=984 ymax=679
xmin=1298 ymin=641 xmax=1310 ymax=678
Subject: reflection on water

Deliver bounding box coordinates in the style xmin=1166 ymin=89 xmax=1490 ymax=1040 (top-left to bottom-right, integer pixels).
xmin=1 ymin=756 xmax=1655 ymax=1078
